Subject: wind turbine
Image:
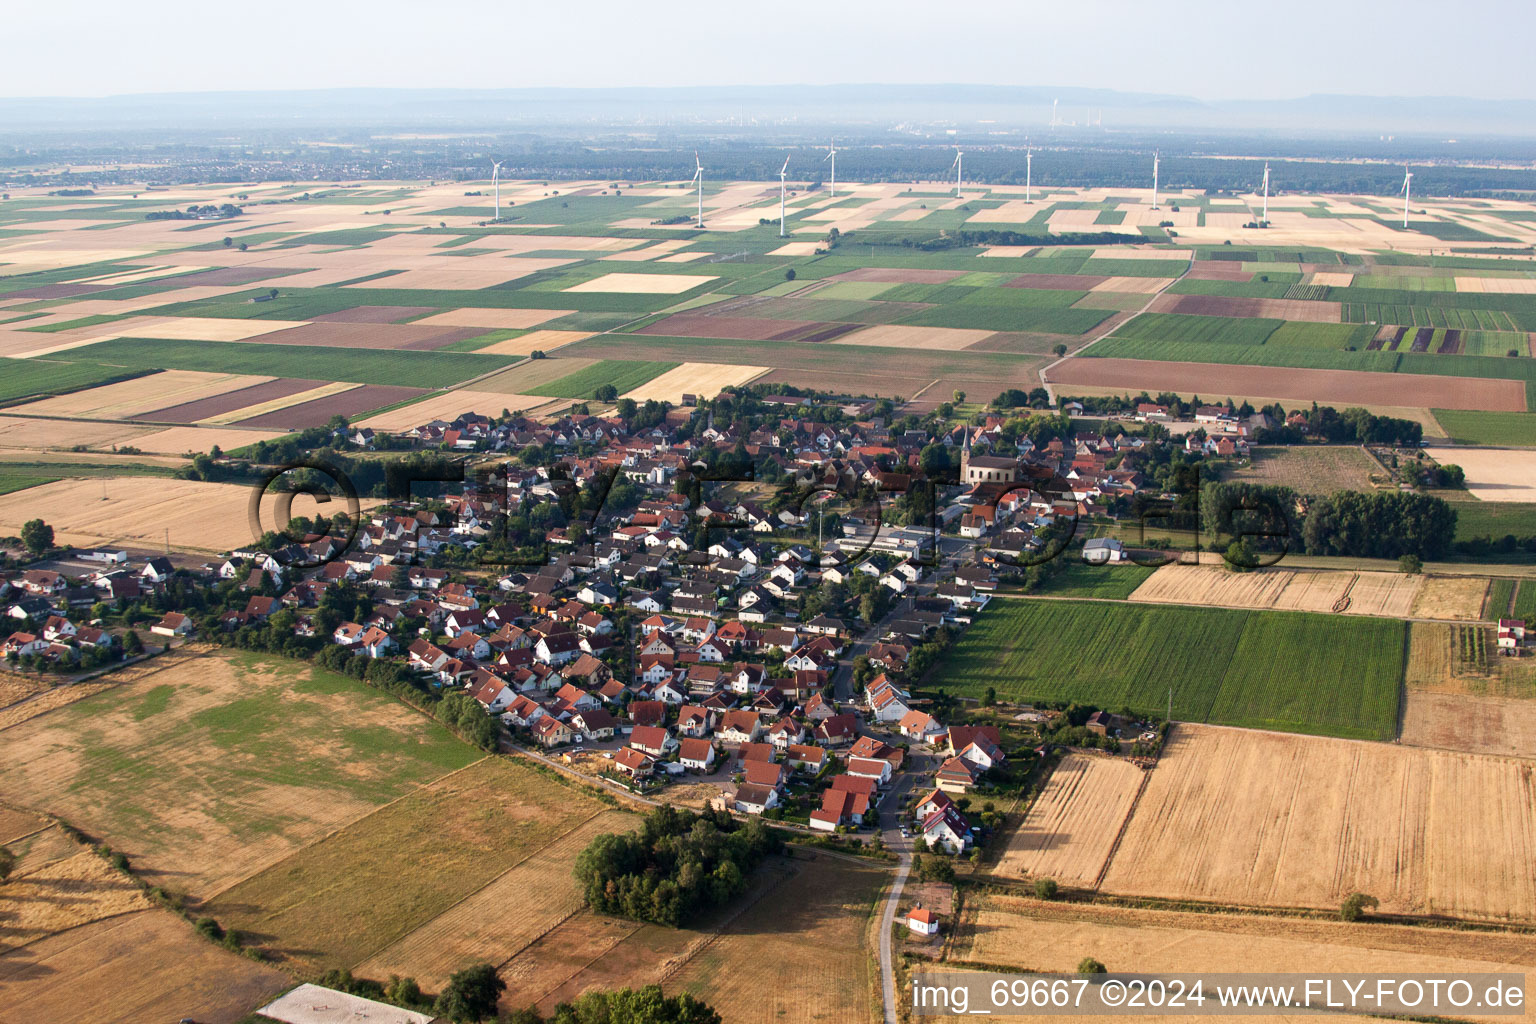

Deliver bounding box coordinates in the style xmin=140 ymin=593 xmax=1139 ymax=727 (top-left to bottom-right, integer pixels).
xmin=778 ymin=154 xmax=791 ymax=238
xmin=1051 ymin=98 xmax=1060 ymax=128
xmin=1400 ymin=167 xmax=1413 ymax=228
xmin=1151 ymin=150 xmax=1161 ymax=210
xmin=491 ymin=160 xmax=504 ymax=221
xmin=1260 ymin=161 xmax=1270 ymax=225
xmin=691 ymin=151 xmax=705 ymax=228
xmin=1025 ymin=144 xmax=1033 ymax=204
xmin=824 ymin=139 xmax=836 ymax=198
xmin=952 ymin=147 xmax=963 ymax=198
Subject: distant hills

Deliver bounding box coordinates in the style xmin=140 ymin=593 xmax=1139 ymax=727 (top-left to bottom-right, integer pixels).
xmin=3 ymin=84 xmax=1535 ymax=138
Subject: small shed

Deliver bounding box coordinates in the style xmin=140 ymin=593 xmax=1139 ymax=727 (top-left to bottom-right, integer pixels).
xmin=907 ymin=906 xmax=940 ymax=937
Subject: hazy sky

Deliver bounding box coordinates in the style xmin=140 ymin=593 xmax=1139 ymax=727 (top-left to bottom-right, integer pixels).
xmin=6 ymin=0 xmax=1533 ymax=100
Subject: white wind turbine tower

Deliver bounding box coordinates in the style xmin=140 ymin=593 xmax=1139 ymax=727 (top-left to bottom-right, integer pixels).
xmin=691 ymin=151 xmax=705 ymax=228
xmin=1260 ymin=161 xmax=1271 ymax=224
xmin=778 ymin=154 xmax=791 ymax=237
xmin=1151 ymin=150 xmax=1161 ymax=210
xmin=824 ymin=139 xmax=836 ymax=198
xmin=491 ymin=160 xmax=504 ymax=221
xmin=952 ymin=147 xmax=963 ymax=197
xmin=1401 ymin=167 xmax=1414 ymax=228
xmin=1025 ymin=144 xmax=1033 ymax=204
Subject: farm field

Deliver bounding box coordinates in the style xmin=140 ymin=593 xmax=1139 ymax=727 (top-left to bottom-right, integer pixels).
xmin=0 ymin=647 xmax=480 ymax=899
xmin=0 ymin=475 xmax=380 ymax=552
xmin=355 ymin=807 xmax=637 ymax=990
xmin=205 ymin=755 xmax=613 ymax=971
xmin=991 ymin=754 xmax=1146 ymax=887
xmin=1432 ymin=409 xmax=1536 ymax=446
xmin=1126 ymin=564 xmax=1419 ymax=618
xmin=1029 ymin=560 xmax=1155 ymax=600
xmin=1452 ymin=500 xmax=1536 ymax=541
xmin=497 ymin=851 xmax=883 ymax=1024
xmin=1404 ymin=620 xmax=1536 ymax=698
xmin=1099 ymin=725 xmax=1536 ymax=921
xmin=0 ymin=908 xmax=290 ymax=1024
xmin=937 ymin=598 xmax=1404 ymax=739
xmin=1401 ymin=690 xmax=1536 ymax=757
xmin=1225 ymin=445 xmax=1382 ymax=493
xmin=1408 ymin=574 xmax=1492 ymax=619
xmin=1424 ymin=445 xmax=1536 ymax=501
xmin=526 ymin=359 xmax=680 ymax=399
xmin=944 ymin=896 xmax=1536 ymax=1024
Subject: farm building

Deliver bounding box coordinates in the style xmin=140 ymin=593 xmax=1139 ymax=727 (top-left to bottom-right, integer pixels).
xmin=258 ymin=984 xmax=434 ymax=1024
xmin=907 ymin=906 xmax=940 ymax=937
xmin=1082 ymin=537 xmax=1127 ymax=565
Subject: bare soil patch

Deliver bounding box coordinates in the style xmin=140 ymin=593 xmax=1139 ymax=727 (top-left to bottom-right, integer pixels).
xmin=236 ymin=384 xmax=428 ymax=429
xmin=1402 ymin=689 xmax=1536 ymax=757
xmin=1150 ymin=293 xmax=1343 ymax=322
xmin=1004 ymin=273 xmax=1106 ymax=290
xmin=136 ymin=377 xmax=324 ymax=423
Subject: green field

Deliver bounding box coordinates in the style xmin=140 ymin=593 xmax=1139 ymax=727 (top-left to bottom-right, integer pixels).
xmin=1111 ymin=312 xmax=1281 ymax=346
xmin=1487 ymin=578 xmax=1517 ymax=618
xmin=1263 ymin=321 xmax=1377 ymax=350
xmin=1027 ymin=560 xmax=1156 ymax=600
xmin=47 ymin=337 xmax=516 ymax=388
xmin=0 ymin=359 xmax=148 ymax=405
xmin=1431 ymin=410 xmax=1536 ymax=446
xmin=528 ymin=359 xmax=679 ymax=399
xmin=930 ymin=598 xmax=1404 ymax=740
xmin=1452 ymin=501 xmax=1536 ymax=541
xmin=1514 ymin=582 xmax=1536 ymax=621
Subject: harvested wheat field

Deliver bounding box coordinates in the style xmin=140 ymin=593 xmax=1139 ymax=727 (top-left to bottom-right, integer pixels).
xmin=992 ymin=754 xmax=1146 ymax=887
xmin=0 ymin=675 xmax=46 ymax=711
xmin=1099 ymin=724 xmax=1536 ymax=921
xmin=1424 ymin=446 xmax=1536 ymax=502
xmin=1335 ymin=571 xmax=1421 ymax=617
xmin=119 ymin=316 xmax=309 ymax=341
xmin=0 ymin=476 xmax=369 ymax=552
xmin=618 ymin=362 xmax=767 ymax=403
xmin=505 ymin=853 xmax=880 ymax=1024
xmin=413 ymin=307 xmax=575 ymax=330
xmin=0 ymin=683 xmax=114 ymax=731
xmin=1402 ymin=690 xmax=1536 ymax=758
xmin=0 ymin=648 xmax=479 ymax=900
xmin=1129 ymin=564 xmax=1294 ymax=608
xmin=1128 ymin=564 xmax=1419 ymax=617
xmin=0 ymin=908 xmax=290 ymax=1024
xmin=11 ymin=370 xmax=273 ymax=420
xmin=0 ymin=416 xmax=156 ymax=452
xmin=476 ymin=329 xmax=592 ymax=357
xmin=4 ymin=824 xmax=82 ymax=877
xmin=470 ymin=357 xmax=599 ymax=395
xmin=832 ymin=324 xmax=994 ymax=350
xmin=126 ymin=425 xmax=285 ymax=455
xmin=196 ymin=381 xmax=361 ymax=425
xmin=357 ymin=808 xmax=636 ymax=989
xmin=1410 ymin=574 xmax=1490 ymax=620
xmin=945 ymin=896 xmax=1536 ymax=1024
xmin=0 ymin=849 xmax=151 ymax=950
xmin=356 ymin=388 xmax=557 ymax=431
xmin=563 ymin=272 xmax=716 ymax=294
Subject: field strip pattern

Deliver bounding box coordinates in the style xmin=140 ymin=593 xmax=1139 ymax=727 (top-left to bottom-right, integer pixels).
xmin=354 ymin=809 xmax=632 ymax=988
xmin=992 ymin=754 xmax=1146 ymax=888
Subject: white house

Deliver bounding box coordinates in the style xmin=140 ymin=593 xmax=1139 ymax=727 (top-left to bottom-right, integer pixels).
xmin=1082 ymin=537 xmax=1127 ymax=564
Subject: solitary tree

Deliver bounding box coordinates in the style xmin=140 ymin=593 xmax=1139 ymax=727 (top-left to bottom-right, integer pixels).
xmin=1053 ymin=343 xmax=1068 ymax=357
xmin=19 ymin=519 xmax=52 ymax=555
xmin=433 ymin=963 xmax=505 ymax=1023
xmin=1397 ymin=553 xmax=1422 ymax=575
xmin=952 ymin=389 xmax=965 ymax=404
xmin=594 ymin=384 xmax=619 ymax=402
xmin=784 ymin=268 xmax=797 ymax=281
xmin=123 ymin=630 xmax=144 ymax=656
xmin=1033 ymin=877 xmax=1059 ymax=900
xmin=0 ymin=845 xmax=14 ymax=882
xmin=1340 ymin=892 xmax=1379 ymax=922
xmin=1078 ymin=957 xmax=1107 ymax=975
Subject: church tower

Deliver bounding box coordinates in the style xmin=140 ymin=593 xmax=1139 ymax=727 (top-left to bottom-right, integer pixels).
xmin=960 ymin=428 xmax=971 ymax=485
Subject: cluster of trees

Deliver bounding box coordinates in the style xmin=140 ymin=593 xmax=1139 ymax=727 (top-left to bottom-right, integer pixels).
xmin=145 ymin=203 xmax=241 ymax=220
xmin=1198 ymin=481 xmax=1458 ymax=560
xmin=1253 ymin=405 xmax=1422 ymax=446
xmin=574 ymin=806 xmax=779 ymax=927
xmin=913 ymin=229 xmax=1144 ymax=251
xmin=991 ymin=387 xmax=1052 ymax=410
xmin=507 ymin=986 xmax=721 ymax=1024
